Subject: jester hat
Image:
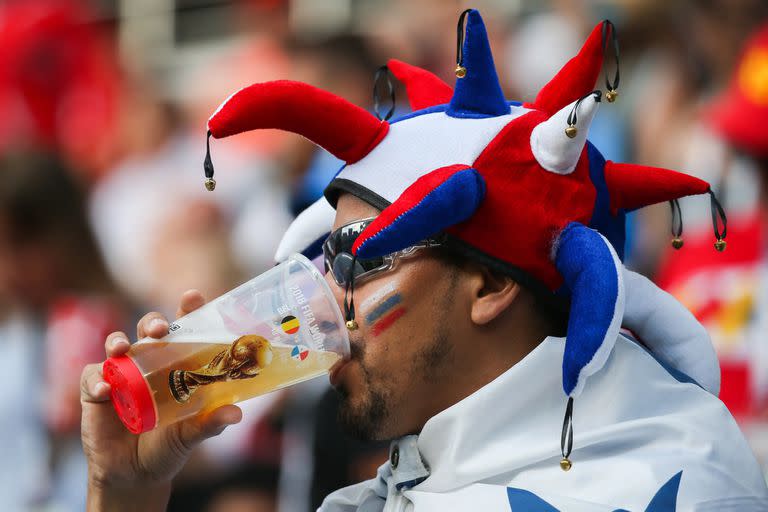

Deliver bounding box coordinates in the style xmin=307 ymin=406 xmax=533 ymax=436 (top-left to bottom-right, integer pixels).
xmin=204 ymin=9 xmax=726 ymax=464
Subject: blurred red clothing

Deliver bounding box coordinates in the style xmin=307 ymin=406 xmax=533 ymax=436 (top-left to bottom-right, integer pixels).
xmin=709 ymin=23 xmax=768 ymax=157
xmin=44 ymin=295 xmax=123 ymax=433
xmin=656 ymin=209 xmax=768 ymax=418
xmin=0 ymin=0 xmax=121 ymax=177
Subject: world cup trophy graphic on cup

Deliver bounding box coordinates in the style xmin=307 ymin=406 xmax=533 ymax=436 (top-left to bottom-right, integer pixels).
xmin=169 ymin=335 xmax=274 ymax=403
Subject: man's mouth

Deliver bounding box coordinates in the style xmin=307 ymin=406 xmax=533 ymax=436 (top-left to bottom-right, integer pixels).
xmin=329 ymin=337 xmax=363 ymax=389
xmin=329 ymin=357 xmax=349 ymax=388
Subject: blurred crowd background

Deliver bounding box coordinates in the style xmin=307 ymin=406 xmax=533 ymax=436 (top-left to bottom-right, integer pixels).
xmin=1 ymin=0 xmax=767 ymax=510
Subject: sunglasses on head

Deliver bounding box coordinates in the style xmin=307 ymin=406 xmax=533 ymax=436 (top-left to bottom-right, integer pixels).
xmin=322 ymin=217 xmax=443 ymax=287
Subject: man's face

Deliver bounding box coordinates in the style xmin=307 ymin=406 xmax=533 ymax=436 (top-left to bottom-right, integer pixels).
xmin=327 ymin=194 xmax=468 ymax=440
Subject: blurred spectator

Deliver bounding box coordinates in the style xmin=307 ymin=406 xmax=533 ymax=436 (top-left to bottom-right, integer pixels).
xmin=501 ymin=6 xmax=629 ymax=217
xmin=655 ymin=21 xmax=768 ymax=473
xmin=88 ymin=59 xmax=293 ymax=512
xmin=620 ymin=0 xmax=768 ymax=273
xmin=7 ymin=0 xmax=768 ymax=509
xmin=88 ymin=82 xmax=291 ymax=311
xmin=286 ymin=34 xmax=384 ymax=215
xmin=0 ymin=152 xmax=130 ymax=510
xmin=0 ymin=0 xmax=122 ymax=180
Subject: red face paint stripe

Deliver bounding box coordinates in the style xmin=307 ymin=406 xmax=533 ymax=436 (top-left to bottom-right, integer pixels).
xmin=370 ymin=307 xmax=407 ymax=337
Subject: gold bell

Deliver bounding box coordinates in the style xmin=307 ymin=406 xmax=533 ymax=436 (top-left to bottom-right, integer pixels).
xmin=345 ymin=319 xmax=359 ymax=331
xmin=606 ymin=89 xmax=618 ymax=103
xmin=559 ymin=458 xmax=572 ymax=471
xmin=204 ymin=178 xmax=216 ymax=191
xmin=565 ymin=125 xmax=578 ymax=138
xmin=714 ymin=238 xmax=727 ymax=252
xmin=455 ymin=65 xmax=467 ymax=78
xmin=671 ymin=237 xmax=684 ymax=250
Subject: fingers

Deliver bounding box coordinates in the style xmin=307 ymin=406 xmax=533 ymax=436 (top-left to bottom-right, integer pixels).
xmin=137 ymin=312 xmax=169 ymax=339
xmin=104 ymin=332 xmax=131 ymax=358
xmin=80 ymin=363 xmax=111 ymax=403
xmin=176 ymin=289 xmax=206 ymax=319
xmin=176 ymin=405 xmax=243 ymax=451
xmin=133 ymin=291 xmax=205 ymax=341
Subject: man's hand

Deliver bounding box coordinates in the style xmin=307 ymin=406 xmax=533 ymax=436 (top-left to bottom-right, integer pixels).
xmin=81 ymin=290 xmax=243 ymax=511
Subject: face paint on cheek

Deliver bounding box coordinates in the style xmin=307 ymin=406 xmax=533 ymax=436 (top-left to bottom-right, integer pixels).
xmin=359 ymin=282 xmax=396 ymax=312
xmin=365 ymin=292 xmax=403 ymax=324
xmin=358 ymin=282 xmax=407 ymax=338
xmin=370 ymin=307 xmax=407 ymax=337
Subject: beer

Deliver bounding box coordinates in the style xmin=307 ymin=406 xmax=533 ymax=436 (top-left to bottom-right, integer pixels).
xmin=117 ymin=336 xmax=340 ymax=428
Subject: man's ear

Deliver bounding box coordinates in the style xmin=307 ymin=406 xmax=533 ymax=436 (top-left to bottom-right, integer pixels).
xmin=469 ymin=266 xmax=521 ymax=325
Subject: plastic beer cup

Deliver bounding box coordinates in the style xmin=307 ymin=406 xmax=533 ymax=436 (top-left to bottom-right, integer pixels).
xmin=102 ymin=254 xmax=349 ymax=434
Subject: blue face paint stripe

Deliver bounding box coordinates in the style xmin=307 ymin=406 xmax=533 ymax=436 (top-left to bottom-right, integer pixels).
xmin=365 ymin=293 xmax=403 ymax=324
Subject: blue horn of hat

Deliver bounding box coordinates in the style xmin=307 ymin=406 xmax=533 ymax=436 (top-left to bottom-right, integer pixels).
xmin=447 ymin=9 xmax=509 ymax=118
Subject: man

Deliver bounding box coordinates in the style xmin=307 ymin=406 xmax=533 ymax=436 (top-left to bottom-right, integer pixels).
xmin=82 ymin=9 xmax=768 ymax=510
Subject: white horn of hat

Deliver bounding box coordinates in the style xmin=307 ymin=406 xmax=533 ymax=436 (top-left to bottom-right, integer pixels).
xmin=274 ymin=197 xmax=335 ymax=263
xmin=530 ymin=92 xmax=601 ymax=175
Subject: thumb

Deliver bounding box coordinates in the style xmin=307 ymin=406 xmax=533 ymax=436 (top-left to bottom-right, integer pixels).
xmin=176 ymin=405 xmax=243 ymax=450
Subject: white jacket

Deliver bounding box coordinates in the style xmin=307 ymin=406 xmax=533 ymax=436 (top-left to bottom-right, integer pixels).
xmin=319 ymin=334 xmax=768 ymax=511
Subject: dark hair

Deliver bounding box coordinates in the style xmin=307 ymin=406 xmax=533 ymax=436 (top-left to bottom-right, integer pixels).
xmin=432 ymin=240 xmax=568 ymax=337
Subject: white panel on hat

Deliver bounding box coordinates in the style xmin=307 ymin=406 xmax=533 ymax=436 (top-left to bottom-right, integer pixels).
xmin=335 ymin=107 xmax=530 ymax=203
xmin=274 ymin=197 xmax=335 ymax=263
xmin=530 ymin=95 xmax=599 ymax=175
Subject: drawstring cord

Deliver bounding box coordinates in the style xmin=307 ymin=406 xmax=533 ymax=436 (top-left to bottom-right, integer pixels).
xmin=670 ymin=199 xmax=684 ymax=249
xmin=601 ymin=20 xmax=620 ymax=102
xmin=344 ymin=254 xmax=359 ymax=330
xmin=373 ymin=65 xmax=396 ymax=121
xmin=560 ymin=397 xmax=574 ymax=471
xmin=454 ymin=9 xmax=472 ymax=78
xmin=203 ymin=130 xmax=216 ymax=191
xmin=565 ymin=90 xmax=602 ymax=138
xmin=709 ymin=189 xmax=727 ymax=252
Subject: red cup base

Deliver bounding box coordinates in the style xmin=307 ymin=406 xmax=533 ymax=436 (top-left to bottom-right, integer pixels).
xmin=102 ymin=355 xmax=157 ymax=434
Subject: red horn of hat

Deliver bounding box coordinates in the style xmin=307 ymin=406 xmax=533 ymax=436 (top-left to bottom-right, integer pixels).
xmin=208 ymin=80 xmax=389 ymax=164
xmin=387 ymin=59 xmax=453 ymax=111
xmin=531 ymin=21 xmax=608 ymax=115
xmin=604 ymin=162 xmax=711 ymax=213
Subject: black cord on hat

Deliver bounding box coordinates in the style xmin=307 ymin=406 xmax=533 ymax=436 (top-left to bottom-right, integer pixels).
xmin=344 ymin=254 xmax=359 ymax=330
xmin=565 ymin=90 xmax=602 ymax=138
xmin=203 ymin=130 xmax=216 ymax=191
xmin=560 ymin=397 xmax=574 ymax=471
xmin=709 ymin=189 xmax=728 ymax=252
xmin=373 ymin=65 xmax=396 ymax=121
xmin=455 ymin=9 xmax=472 ymax=78
xmin=670 ymin=199 xmax=684 ymax=249
xmin=601 ymin=20 xmax=620 ymax=102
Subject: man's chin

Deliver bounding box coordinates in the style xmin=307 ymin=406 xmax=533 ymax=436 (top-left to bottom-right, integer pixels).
xmin=336 ymin=390 xmax=389 ymax=441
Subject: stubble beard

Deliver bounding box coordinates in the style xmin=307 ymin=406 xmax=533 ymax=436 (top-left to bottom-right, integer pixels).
xmin=336 ymin=270 xmax=457 ymax=441
xmin=336 ymin=341 xmax=391 ymax=441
